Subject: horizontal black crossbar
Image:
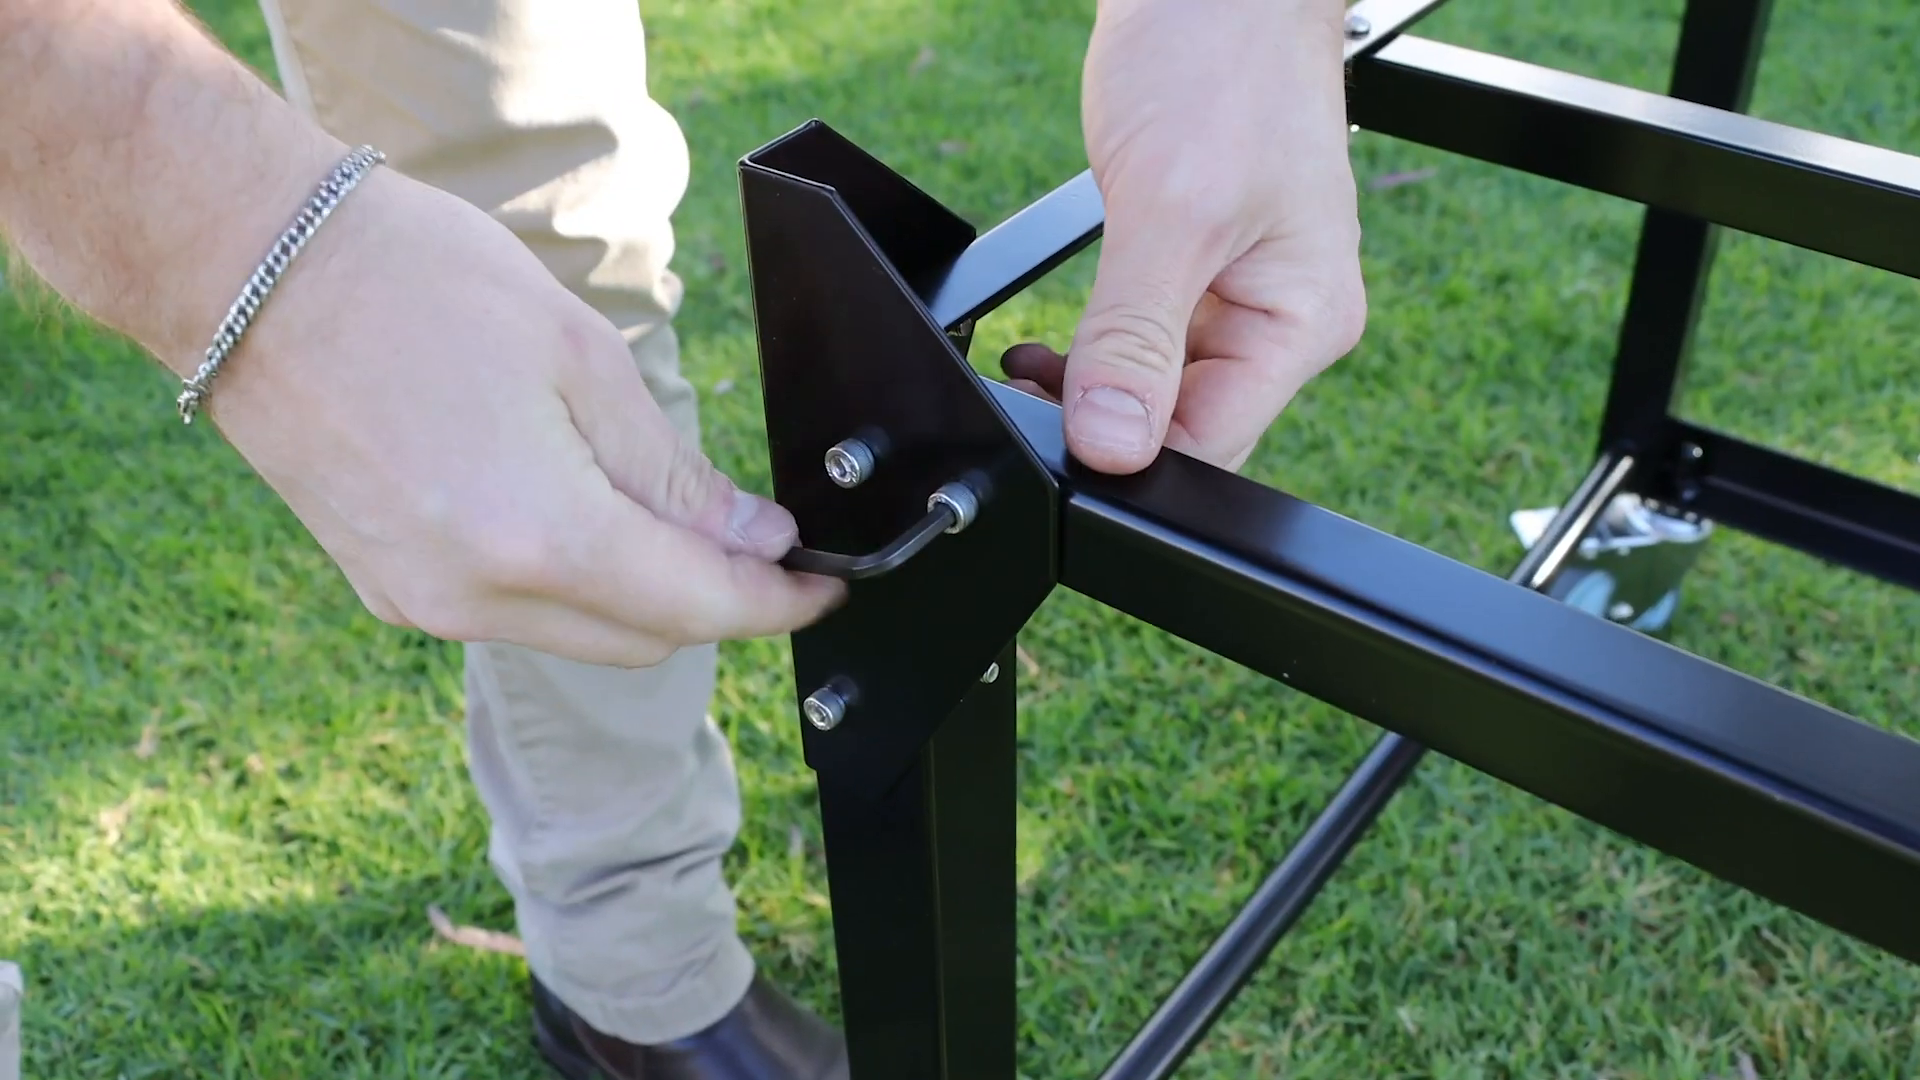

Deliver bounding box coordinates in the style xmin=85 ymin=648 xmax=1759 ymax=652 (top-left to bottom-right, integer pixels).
xmin=934 ymin=26 xmax=1920 ymax=333
xmin=1340 ymin=32 xmax=1920 ymax=589
xmin=1348 ymin=34 xmax=1920 ymax=280
xmin=983 ymin=378 xmax=1920 ymax=966
xmin=928 ymin=27 xmax=1920 ymax=598
xmin=1656 ymin=422 xmax=1920 ymax=592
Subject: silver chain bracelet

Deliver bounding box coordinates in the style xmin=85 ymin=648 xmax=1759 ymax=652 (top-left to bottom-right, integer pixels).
xmin=176 ymin=144 xmax=386 ymax=424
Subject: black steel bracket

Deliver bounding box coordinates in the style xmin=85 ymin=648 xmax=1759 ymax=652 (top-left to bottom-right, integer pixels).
xmin=734 ymin=0 xmax=1920 ymax=1072
xmin=740 ymin=121 xmax=1059 ymax=794
xmin=733 ymin=0 xmax=1464 ymax=793
xmin=740 ymin=73 xmax=1920 ymax=1080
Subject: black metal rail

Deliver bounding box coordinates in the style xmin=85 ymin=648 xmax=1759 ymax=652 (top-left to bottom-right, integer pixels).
xmin=1593 ymin=0 xmax=1775 ymax=457
xmin=996 ymin=380 xmax=1920 ymax=963
xmin=738 ymin=0 xmax=1920 ymax=1074
xmin=1344 ymin=21 xmax=1920 ymax=591
xmin=1347 ymin=35 xmax=1920 ymax=280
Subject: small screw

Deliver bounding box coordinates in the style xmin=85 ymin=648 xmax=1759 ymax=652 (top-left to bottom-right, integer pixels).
xmin=1675 ymin=441 xmax=1706 ymax=504
xmin=981 ymin=662 xmax=1000 ymax=684
xmin=1607 ymin=601 xmax=1636 ymax=621
xmin=802 ymin=686 xmax=848 ymax=731
xmin=928 ymin=481 xmax=981 ymax=534
xmin=1344 ymin=12 xmax=1372 ymax=38
xmin=824 ymin=439 xmax=876 ymax=489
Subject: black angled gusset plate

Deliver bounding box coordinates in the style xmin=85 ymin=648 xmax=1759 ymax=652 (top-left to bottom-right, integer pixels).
xmin=746 ymin=120 xmax=977 ymax=300
xmin=740 ymin=120 xmax=1058 ymax=794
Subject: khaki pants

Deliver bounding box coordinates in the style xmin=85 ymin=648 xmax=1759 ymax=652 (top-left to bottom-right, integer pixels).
xmin=0 ymin=962 xmax=19 ymax=1080
xmin=258 ymin=0 xmax=751 ymax=1044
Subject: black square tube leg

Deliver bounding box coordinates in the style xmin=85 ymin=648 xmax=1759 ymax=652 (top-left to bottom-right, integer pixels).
xmin=814 ymin=643 xmax=1018 ymax=1080
xmin=1597 ymin=0 xmax=1774 ymax=459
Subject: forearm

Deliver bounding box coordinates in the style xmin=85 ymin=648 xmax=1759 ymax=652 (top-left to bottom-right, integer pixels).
xmin=0 ymin=0 xmax=345 ymax=376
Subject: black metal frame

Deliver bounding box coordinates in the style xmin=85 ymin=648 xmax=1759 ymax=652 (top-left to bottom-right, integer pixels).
xmin=736 ymin=0 xmax=1920 ymax=1075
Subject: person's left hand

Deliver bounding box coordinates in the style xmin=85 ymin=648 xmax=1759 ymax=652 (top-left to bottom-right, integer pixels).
xmin=1003 ymin=0 xmax=1367 ymax=475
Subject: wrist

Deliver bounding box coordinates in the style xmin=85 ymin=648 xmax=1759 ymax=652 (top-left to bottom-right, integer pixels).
xmin=173 ymin=144 xmax=390 ymax=423
xmin=1094 ymin=0 xmax=1345 ymax=29
xmin=158 ymin=126 xmax=355 ymax=381
xmin=1089 ymin=0 xmax=1350 ymax=99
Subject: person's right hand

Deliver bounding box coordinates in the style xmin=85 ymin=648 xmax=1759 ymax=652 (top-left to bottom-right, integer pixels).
xmin=1002 ymin=0 xmax=1365 ymax=477
xmin=198 ymin=159 xmax=844 ymax=668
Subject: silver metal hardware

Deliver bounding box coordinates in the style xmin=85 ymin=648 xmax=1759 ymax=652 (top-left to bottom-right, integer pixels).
xmin=981 ymin=662 xmax=1000 ymax=684
xmin=824 ymin=438 xmax=876 ymax=489
xmin=802 ymin=686 xmax=849 ymax=731
xmin=177 ymin=145 xmax=386 ymax=424
xmin=782 ymin=477 xmax=982 ymax=580
xmin=927 ymin=481 xmax=980 ymax=534
xmin=1344 ymin=12 xmax=1372 ymax=38
xmin=1510 ymin=493 xmax=1714 ymax=638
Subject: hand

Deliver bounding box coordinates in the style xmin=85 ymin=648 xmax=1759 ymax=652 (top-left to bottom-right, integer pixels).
xmin=1004 ymin=0 xmax=1366 ymax=475
xmin=203 ymin=165 xmax=845 ymax=667
xmin=0 ymin=5 xmax=838 ymax=670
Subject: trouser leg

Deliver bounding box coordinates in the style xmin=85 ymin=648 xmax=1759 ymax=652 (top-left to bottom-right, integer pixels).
xmin=0 ymin=961 xmax=19 ymax=1080
xmin=255 ymin=0 xmax=754 ymax=1042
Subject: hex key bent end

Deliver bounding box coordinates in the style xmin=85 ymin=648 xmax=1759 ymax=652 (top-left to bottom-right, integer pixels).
xmin=780 ymin=502 xmax=958 ymax=580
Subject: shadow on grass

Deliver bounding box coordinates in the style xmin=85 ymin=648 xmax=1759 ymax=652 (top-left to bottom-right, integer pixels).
xmin=13 ymin=877 xmax=548 ymax=1078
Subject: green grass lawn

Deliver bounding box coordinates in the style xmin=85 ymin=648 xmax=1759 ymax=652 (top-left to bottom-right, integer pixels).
xmin=5 ymin=0 xmax=1919 ymax=1076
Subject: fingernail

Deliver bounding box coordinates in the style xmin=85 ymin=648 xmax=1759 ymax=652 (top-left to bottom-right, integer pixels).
xmin=1069 ymin=386 xmax=1153 ymax=457
xmin=730 ymin=491 xmax=796 ymax=552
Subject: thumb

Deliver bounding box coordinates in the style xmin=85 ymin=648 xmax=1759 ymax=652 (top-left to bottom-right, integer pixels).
xmin=562 ymin=339 xmax=799 ymax=561
xmin=1062 ymin=216 xmax=1217 ymax=474
xmin=631 ymin=422 xmax=800 ymax=563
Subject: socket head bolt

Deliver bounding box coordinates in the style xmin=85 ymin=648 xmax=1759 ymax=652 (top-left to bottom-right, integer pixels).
xmin=824 ymin=439 xmax=876 ymax=489
xmin=981 ymin=662 xmax=1000 ymax=684
xmin=928 ymin=481 xmax=981 ymax=534
xmin=1344 ymin=12 xmax=1372 ymax=38
xmin=802 ymin=686 xmax=849 ymax=731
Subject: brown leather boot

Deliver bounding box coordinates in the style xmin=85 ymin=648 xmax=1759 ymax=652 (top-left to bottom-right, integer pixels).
xmin=531 ymin=972 xmax=850 ymax=1080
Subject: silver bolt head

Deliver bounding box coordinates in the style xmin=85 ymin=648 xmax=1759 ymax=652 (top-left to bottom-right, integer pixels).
xmin=802 ymin=687 xmax=848 ymax=731
xmin=928 ymin=481 xmax=980 ymax=534
xmin=824 ymin=439 xmax=876 ymax=489
xmin=1607 ymin=601 xmax=1637 ymax=621
xmin=1344 ymin=12 xmax=1372 ymax=38
xmin=981 ymin=662 xmax=1000 ymax=684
